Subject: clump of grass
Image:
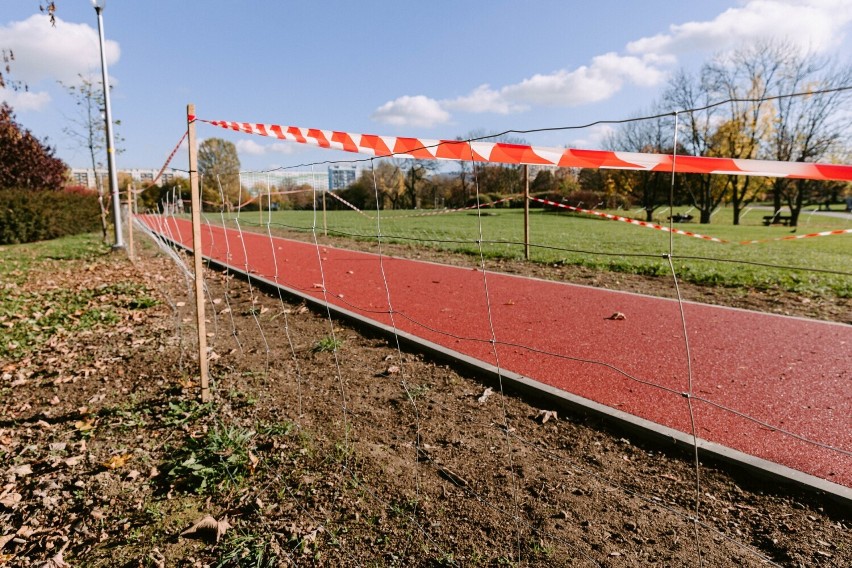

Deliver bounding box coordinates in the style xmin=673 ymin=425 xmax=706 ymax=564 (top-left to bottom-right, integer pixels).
xmin=165 ymin=422 xmax=257 ymax=495
xmin=312 ymin=335 xmax=342 ymax=353
xmin=162 ymin=399 xmax=214 ymax=427
xmin=215 ymin=532 xmax=279 ymax=568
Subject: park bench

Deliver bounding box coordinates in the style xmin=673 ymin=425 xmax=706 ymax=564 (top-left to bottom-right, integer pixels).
xmin=667 ymin=214 xmax=694 ymax=223
xmin=763 ymin=215 xmax=792 ymax=226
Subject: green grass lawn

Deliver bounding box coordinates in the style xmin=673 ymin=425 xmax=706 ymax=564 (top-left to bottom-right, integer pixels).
xmin=202 ymin=206 xmax=851 ymax=297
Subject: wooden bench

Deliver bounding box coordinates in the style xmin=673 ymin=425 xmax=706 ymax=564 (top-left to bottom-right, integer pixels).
xmin=763 ymin=215 xmax=792 ymax=226
xmin=667 ymin=214 xmax=694 ymax=223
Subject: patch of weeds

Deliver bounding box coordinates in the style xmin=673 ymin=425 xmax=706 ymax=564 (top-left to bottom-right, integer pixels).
xmin=127 ymin=295 xmax=159 ymax=309
xmin=227 ymin=389 xmax=257 ymax=408
xmin=258 ymin=420 xmax=295 ymax=437
xmin=162 ymin=399 xmax=214 ymax=427
xmin=312 ymin=335 xmax=342 ymax=353
xmin=431 ymin=552 xmax=456 ymax=566
xmin=165 ymin=422 xmax=256 ymax=494
xmin=98 ymin=403 xmax=148 ymax=430
xmin=389 ymin=498 xmax=418 ymax=518
xmin=0 ymin=277 xmax=156 ymax=360
xmin=528 ymin=538 xmax=553 ymax=558
xmin=241 ymin=305 xmax=261 ymax=317
xmin=406 ymin=383 xmax=430 ymax=400
xmin=215 ymin=532 xmax=279 ymax=568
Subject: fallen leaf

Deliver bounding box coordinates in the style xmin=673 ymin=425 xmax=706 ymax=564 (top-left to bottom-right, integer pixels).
xmin=607 ymin=312 xmax=626 ymax=320
xmin=180 ymin=515 xmax=232 ymax=543
xmin=0 ymin=493 xmax=21 ymax=508
xmin=74 ymin=419 xmax=96 ymax=433
xmin=40 ymin=549 xmax=70 ymax=568
xmin=536 ymin=410 xmax=558 ymax=424
xmin=102 ymin=454 xmax=132 ymax=470
xmin=64 ymin=455 xmax=85 ymax=467
xmin=9 ymin=464 xmax=32 ymax=477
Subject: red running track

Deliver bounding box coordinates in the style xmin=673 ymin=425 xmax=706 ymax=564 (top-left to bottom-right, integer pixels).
xmin=142 ymin=216 xmax=852 ymax=488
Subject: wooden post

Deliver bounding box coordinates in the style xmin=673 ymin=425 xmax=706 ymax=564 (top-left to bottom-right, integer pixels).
xmin=187 ymin=104 xmax=210 ymax=403
xmin=523 ymin=164 xmax=530 ymax=260
xmin=126 ymin=183 xmax=135 ymax=260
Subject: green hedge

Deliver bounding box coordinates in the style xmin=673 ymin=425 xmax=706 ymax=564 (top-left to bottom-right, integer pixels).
xmin=0 ymin=187 xmax=102 ymax=245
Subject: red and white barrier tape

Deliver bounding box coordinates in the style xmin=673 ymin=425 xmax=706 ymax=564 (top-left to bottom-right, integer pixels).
xmin=133 ymin=131 xmax=188 ymax=195
xmin=190 ymin=116 xmax=852 ymax=182
xmin=739 ymin=228 xmax=852 ymax=245
xmin=530 ymin=197 xmax=729 ymax=243
xmin=326 ymin=190 xmax=374 ymax=219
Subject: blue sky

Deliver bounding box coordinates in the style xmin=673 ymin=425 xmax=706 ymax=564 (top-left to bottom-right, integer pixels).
xmin=2 ymin=1 xmax=852 ymax=174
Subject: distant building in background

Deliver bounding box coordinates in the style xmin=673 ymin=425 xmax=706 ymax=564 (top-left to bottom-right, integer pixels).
xmin=328 ymin=164 xmax=358 ymax=190
xmin=69 ymin=168 xmax=180 ymax=189
xmin=265 ymin=171 xmax=329 ymax=191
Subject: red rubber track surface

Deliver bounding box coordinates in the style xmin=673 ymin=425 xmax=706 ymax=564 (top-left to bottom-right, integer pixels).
xmin=143 ymin=216 xmax=851 ymax=487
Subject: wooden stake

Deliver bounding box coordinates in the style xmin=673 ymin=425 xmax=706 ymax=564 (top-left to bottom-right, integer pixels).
xmin=523 ymin=164 xmax=530 ymax=260
xmin=187 ymin=104 xmax=210 ymax=403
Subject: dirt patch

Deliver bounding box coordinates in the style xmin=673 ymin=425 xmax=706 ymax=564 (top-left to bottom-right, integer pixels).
xmin=0 ymin=234 xmax=849 ymax=567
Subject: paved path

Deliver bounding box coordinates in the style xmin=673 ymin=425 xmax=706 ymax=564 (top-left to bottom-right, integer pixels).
xmin=142 ymin=216 xmax=852 ymax=488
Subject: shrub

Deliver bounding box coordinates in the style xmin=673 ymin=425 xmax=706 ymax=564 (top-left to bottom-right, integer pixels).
xmin=0 ymin=187 xmax=102 ymax=244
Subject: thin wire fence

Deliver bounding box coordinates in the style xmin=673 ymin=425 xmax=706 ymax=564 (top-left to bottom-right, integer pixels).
xmin=131 ymin=92 xmax=851 ymax=564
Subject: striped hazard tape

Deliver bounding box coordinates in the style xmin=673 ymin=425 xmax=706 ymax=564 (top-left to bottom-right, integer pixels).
xmin=739 ymin=228 xmax=852 ymax=245
xmin=326 ymin=190 xmax=374 ymax=219
xmin=530 ymin=197 xmax=729 ymax=243
xmin=191 ymin=116 xmax=852 ymax=182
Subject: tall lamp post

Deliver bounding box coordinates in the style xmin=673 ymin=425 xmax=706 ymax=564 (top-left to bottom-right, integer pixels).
xmin=92 ymin=0 xmax=124 ymax=249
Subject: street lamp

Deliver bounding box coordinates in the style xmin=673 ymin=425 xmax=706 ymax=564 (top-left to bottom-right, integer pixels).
xmin=92 ymin=0 xmax=124 ymax=249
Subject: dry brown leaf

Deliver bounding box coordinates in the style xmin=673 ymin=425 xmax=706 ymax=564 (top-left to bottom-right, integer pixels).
xmin=536 ymin=410 xmax=558 ymax=424
xmin=102 ymin=453 xmax=132 ymax=470
xmin=0 ymin=533 xmax=15 ymax=549
xmin=607 ymin=312 xmax=626 ymax=320
xmin=0 ymin=493 xmax=21 ymax=508
xmin=74 ymin=419 xmax=96 ymax=432
xmin=9 ymin=464 xmax=32 ymax=477
xmin=180 ymin=515 xmax=232 ymax=543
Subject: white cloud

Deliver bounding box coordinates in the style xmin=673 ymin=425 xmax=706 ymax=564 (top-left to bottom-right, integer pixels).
xmin=0 ymin=88 xmax=51 ymax=111
xmin=0 ymin=15 xmax=117 ymax=87
xmin=502 ymin=53 xmax=666 ymax=107
xmin=566 ymin=124 xmax=616 ymax=149
xmin=236 ymin=139 xmax=296 ymax=156
xmin=371 ymin=95 xmax=451 ymax=128
xmin=627 ymin=0 xmax=852 ymax=57
xmin=443 ymin=84 xmax=526 ymax=114
xmin=373 ymin=53 xmax=668 ymax=126
xmin=372 ymin=0 xmax=852 ymax=127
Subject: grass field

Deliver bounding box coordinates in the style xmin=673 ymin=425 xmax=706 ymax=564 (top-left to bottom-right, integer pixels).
xmin=202 ymin=205 xmax=852 ymax=297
